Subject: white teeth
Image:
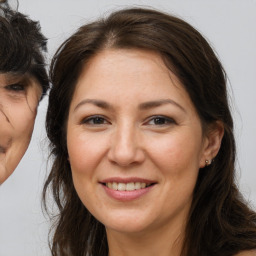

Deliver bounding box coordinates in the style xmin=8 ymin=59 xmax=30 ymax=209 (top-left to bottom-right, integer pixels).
xmin=135 ymin=182 xmax=141 ymax=190
xmin=126 ymin=182 xmax=135 ymax=191
xmin=117 ymin=183 xmax=126 ymax=191
xmin=112 ymin=182 xmax=118 ymax=190
xmin=106 ymin=182 xmax=151 ymax=191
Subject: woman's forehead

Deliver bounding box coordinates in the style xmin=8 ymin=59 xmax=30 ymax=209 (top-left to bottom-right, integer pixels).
xmin=0 ymin=72 xmax=42 ymax=88
xmin=0 ymin=72 xmax=27 ymax=83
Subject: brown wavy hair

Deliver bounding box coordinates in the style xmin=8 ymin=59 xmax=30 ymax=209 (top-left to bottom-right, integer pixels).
xmin=43 ymin=7 xmax=256 ymax=256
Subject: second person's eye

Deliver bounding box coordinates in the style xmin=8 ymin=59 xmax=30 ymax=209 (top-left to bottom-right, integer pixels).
xmin=5 ymin=83 xmax=25 ymax=92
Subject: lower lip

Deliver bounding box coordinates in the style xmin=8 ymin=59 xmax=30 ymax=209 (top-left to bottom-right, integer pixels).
xmin=101 ymin=184 xmax=155 ymax=201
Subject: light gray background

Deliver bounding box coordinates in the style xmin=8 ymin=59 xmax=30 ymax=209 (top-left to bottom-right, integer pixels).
xmin=0 ymin=1 xmax=255 ymax=255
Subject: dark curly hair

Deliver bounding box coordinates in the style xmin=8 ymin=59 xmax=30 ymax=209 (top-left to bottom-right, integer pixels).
xmin=0 ymin=1 xmax=49 ymax=97
xmin=43 ymin=7 xmax=256 ymax=256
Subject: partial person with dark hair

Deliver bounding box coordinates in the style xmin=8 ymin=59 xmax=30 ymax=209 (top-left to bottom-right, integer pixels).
xmin=43 ymin=7 xmax=256 ymax=256
xmin=0 ymin=0 xmax=48 ymax=184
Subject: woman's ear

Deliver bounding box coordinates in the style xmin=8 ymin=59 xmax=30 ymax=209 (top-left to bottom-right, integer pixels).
xmin=200 ymin=121 xmax=224 ymax=168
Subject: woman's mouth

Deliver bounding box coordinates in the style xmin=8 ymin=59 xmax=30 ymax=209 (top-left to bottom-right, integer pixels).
xmin=100 ymin=178 xmax=157 ymax=201
xmin=104 ymin=182 xmax=153 ymax=191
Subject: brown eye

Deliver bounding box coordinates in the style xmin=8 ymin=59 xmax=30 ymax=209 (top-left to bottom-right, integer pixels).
xmin=153 ymin=117 xmax=168 ymax=125
xmin=146 ymin=116 xmax=176 ymax=126
xmin=82 ymin=115 xmax=109 ymax=125
xmin=5 ymin=83 xmax=25 ymax=92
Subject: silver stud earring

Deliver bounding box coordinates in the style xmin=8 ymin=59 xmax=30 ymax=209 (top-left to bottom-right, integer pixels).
xmin=205 ymin=159 xmax=211 ymax=166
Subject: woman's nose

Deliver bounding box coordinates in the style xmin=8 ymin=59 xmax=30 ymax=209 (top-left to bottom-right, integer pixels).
xmin=107 ymin=124 xmax=145 ymax=167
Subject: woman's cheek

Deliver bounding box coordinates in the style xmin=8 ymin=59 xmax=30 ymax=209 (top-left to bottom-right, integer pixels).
xmin=147 ymin=132 xmax=201 ymax=174
xmin=67 ymin=130 xmax=108 ymax=174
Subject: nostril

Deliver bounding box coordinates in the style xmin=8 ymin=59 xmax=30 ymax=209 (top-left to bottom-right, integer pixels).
xmin=107 ymin=130 xmax=145 ymax=166
xmin=108 ymin=150 xmax=138 ymax=166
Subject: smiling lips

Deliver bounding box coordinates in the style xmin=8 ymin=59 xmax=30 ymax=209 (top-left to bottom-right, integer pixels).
xmin=106 ymin=182 xmax=150 ymax=191
xmin=100 ymin=178 xmax=156 ymax=201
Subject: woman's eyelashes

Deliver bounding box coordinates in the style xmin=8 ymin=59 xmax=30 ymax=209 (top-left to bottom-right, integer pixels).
xmin=80 ymin=114 xmax=176 ymax=128
xmin=5 ymin=83 xmax=26 ymax=93
xmin=144 ymin=115 xmax=176 ymax=127
xmin=81 ymin=115 xmax=110 ymax=126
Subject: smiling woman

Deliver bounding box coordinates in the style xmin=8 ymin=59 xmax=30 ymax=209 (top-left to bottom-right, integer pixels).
xmin=43 ymin=7 xmax=256 ymax=256
xmin=67 ymin=48 xmax=219 ymax=237
xmin=0 ymin=74 xmax=42 ymax=181
xmin=0 ymin=1 xmax=49 ymax=184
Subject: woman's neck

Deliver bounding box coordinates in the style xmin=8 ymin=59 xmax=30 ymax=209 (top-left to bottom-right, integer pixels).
xmin=106 ymin=218 xmax=185 ymax=256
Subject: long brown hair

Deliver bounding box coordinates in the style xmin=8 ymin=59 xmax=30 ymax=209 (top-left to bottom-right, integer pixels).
xmin=43 ymin=7 xmax=256 ymax=256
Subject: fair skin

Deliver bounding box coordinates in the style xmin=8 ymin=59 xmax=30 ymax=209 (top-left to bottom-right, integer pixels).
xmin=235 ymin=251 xmax=256 ymax=256
xmin=67 ymin=49 xmax=224 ymax=256
xmin=0 ymin=73 xmax=42 ymax=184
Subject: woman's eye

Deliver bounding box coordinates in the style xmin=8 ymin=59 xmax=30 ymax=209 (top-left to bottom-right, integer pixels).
xmin=146 ymin=116 xmax=175 ymax=126
xmin=82 ymin=116 xmax=109 ymax=125
xmin=5 ymin=83 xmax=25 ymax=92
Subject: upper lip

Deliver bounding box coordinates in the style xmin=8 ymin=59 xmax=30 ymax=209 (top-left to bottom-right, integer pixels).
xmin=100 ymin=177 xmax=157 ymax=184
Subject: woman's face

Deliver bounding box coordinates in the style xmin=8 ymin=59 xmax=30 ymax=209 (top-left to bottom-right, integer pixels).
xmin=67 ymin=49 xmax=214 ymax=236
xmin=0 ymin=73 xmax=42 ymax=184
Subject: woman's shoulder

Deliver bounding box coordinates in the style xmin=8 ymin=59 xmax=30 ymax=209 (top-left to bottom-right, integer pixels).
xmin=234 ymin=250 xmax=256 ymax=256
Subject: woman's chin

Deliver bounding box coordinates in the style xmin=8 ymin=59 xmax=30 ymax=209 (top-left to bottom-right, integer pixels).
xmin=106 ymin=224 xmax=149 ymax=235
xmin=101 ymin=213 xmax=156 ymax=235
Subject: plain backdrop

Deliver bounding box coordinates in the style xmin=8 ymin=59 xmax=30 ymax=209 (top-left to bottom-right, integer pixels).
xmin=0 ymin=1 xmax=255 ymax=255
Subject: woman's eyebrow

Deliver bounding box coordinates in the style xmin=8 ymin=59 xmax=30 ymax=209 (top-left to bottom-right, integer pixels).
xmin=74 ymin=98 xmax=186 ymax=113
xmin=74 ymin=99 xmax=113 ymax=111
xmin=139 ymin=99 xmax=186 ymax=113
